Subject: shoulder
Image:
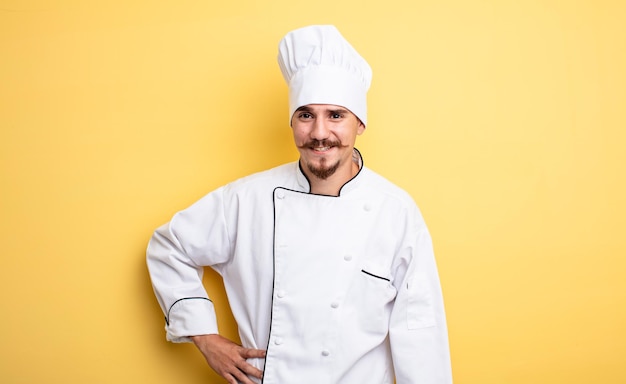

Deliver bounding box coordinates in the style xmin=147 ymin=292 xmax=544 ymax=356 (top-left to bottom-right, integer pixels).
xmin=224 ymin=162 xmax=298 ymax=195
xmin=358 ymin=167 xmax=430 ymax=231
xmin=359 ymin=167 xmax=416 ymax=205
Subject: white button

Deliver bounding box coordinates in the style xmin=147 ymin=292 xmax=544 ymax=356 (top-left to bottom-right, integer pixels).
xmin=276 ymin=191 xmax=285 ymax=199
xmin=343 ymin=254 xmax=352 ymax=261
xmin=274 ymin=338 xmax=283 ymax=345
xmin=363 ymin=204 xmax=372 ymax=211
xmin=277 ymin=290 xmax=286 ymax=298
xmin=330 ymin=302 xmax=339 ymax=308
xmin=321 ymin=350 xmax=330 ymax=356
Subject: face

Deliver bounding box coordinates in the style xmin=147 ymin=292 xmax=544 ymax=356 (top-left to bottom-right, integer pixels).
xmin=291 ymin=104 xmax=365 ymax=180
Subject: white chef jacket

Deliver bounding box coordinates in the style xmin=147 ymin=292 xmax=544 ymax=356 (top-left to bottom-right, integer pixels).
xmin=147 ymin=150 xmax=452 ymax=383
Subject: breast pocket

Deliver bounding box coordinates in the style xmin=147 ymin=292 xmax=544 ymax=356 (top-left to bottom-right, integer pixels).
xmin=346 ymin=264 xmax=397 ymax=335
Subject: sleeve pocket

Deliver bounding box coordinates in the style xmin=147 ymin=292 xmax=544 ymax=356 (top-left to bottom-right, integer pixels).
xmin=407 ymin=277 xmax=436 ymax=329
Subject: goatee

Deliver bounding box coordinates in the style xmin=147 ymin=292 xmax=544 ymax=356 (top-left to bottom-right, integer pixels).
xmin=306 ymin=158 xmax=340 ymax=180
xmin=300 ymin=139 xmax=342 ymax=180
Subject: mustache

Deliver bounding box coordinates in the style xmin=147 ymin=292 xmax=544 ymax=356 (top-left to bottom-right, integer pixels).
xmin=301 ymin=139 xmax=342 ymax=148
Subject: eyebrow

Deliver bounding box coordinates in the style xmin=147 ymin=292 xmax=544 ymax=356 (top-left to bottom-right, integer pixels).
xmin=295 ymin=106 xmax=349 ymax=115
xmin=295 ymin=106 xmax=313 ymax=113
xmin=328 ymin=108 xmax=349 ymax=115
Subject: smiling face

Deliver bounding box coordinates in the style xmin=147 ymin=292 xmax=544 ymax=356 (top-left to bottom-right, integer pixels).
xmin=291 ymin=104 xmax=365 ymax=182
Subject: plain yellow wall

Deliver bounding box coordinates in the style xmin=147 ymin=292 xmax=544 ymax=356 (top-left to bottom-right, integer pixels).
xmin=1 ymin=0 xmax=625 ymax=383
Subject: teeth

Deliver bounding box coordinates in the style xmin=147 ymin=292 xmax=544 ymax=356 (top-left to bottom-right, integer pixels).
xmin=314 ymin=146 xmax=330 ymax=151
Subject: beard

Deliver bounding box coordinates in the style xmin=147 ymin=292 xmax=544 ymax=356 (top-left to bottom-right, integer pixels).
xmin=305 ymin=158 xmax=341 ymax=180
xmin=301 ymin=139 xmax=342 ymax=180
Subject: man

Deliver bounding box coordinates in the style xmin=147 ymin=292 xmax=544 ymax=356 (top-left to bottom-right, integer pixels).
xmin=147 ymin=25 xmax=452 ymax=384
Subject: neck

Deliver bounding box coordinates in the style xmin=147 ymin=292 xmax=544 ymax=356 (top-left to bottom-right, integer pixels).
xmin=304 ymin=159 xmax=359 ymax=196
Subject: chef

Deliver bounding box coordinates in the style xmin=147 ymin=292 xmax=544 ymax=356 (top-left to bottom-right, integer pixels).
xmin=147 ymin=25 xmax=452 ymax=384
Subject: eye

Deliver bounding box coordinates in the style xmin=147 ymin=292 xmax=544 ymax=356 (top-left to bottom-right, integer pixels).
xmin=330 ymin=113 xmax=343 ymax=119
xmin=298 ymin=112 xmax=313 ymax=119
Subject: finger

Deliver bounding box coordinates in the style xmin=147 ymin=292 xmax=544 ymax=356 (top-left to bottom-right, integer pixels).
xmin=236 ymin=349 xmax=265 ymax=379
xmin=234 ymin=354 xmax=264 ymax=379
xmin=237 ymin=361 xmax=264 ymax=380
xmin=230 ymin=368 xmax=257 ymax=384
xmin=223 ymin=373 xmax=238 ymax=384
xmin=240 ymin=348 xmax=266 ymax=359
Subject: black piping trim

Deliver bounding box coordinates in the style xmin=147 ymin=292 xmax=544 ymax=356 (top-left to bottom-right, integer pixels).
xmin=297 ymin=147 xmax=364 ymax=197
xmin=361 ymin=269 xmax=391 ymax=282
xmin=165 ymin=297 xmax=212 ymax=326
xmin=261 ymin=188 xmax=280 ymax=384
xmin=297 ymin=161 xmax=312 ymax=193
xmin=338 ymin=147 xmax=364 ymax=196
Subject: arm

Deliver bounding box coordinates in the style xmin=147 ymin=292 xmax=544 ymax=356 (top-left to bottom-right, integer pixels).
xmin=146 ymin=188 xmax=231 ymax=341
xmin=146 ymin=188 xmax=266 ymax=381
xmin=389 ymin=213 xmax=453 ymax=383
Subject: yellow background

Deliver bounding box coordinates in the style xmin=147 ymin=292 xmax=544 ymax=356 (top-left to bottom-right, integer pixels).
xmin=1 ymin=0 xmax=625 ymax=383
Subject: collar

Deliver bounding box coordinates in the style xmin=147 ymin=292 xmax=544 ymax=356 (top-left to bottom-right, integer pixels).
xmin=295 ymin=148 xmax=364 ymax=196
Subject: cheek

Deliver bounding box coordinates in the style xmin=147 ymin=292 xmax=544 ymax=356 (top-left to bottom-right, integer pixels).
xmin=291 ymin=128 xmax=308 ymax=143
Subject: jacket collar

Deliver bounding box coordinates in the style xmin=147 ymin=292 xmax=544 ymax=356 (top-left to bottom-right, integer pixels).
xmin=295 ymin=148 xmax=364 ymax=196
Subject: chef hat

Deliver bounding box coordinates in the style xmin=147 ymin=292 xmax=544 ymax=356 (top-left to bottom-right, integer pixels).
xmin=278 ymin=25 xmax=372 ymax=126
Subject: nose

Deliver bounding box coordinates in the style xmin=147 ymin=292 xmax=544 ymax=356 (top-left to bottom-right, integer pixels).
xmin=311 ymin=118 xmax=330 ymax=141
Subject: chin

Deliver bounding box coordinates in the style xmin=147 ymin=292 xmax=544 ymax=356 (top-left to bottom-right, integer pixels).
xmin=306 ymin=160 xmax=340 ymax=180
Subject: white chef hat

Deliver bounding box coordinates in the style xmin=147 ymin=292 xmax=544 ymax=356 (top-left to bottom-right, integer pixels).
xmin=278 ymin=25 xmax=372 ymax=126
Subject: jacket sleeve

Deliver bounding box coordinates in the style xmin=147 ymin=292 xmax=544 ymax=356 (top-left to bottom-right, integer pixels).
xmin=389 ymin=207 xmax=453 ymax=383
xmin=146 ymin=186 xmax=234 ymax=343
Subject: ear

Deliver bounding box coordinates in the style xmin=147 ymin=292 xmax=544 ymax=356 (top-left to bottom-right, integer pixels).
xmin=357 ymin=121 xmax=366 ymax=135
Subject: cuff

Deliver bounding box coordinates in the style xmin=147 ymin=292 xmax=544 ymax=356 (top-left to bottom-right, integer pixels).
xmin=165 ymin=297 xmax=219 ymax=343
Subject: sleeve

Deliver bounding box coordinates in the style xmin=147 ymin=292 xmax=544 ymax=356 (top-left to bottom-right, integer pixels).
xmin=146 ymin=186 xmax=234 ymax=343
xmin=389 ymin=207 xmax=453 ymax=383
